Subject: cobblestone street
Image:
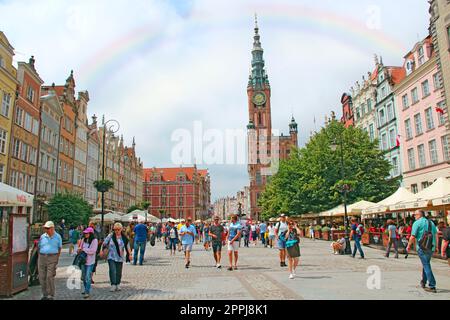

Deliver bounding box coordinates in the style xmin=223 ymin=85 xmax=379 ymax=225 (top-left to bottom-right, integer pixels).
xmin=8 ymin=238 xmax=450 ymax=300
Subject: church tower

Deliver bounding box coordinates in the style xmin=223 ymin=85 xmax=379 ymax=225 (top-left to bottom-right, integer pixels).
xmin=246 ymin=16 xmax=299 ymax=220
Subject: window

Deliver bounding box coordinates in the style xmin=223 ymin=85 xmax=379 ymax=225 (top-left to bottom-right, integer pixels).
xmin=402 ymin=94 xmax=409 ymax=109
xmin=378 ymin=109 xmax=386 ymax=126
xmin=422 ymin=80 xmax=430 ymax=97
xmin=367 ymin=99 xmax=372 ymax=112
xmin=438 ymin=101 xmax=446 ymax=126
xmin=405 ymin=119 xmax=413 ymax=140
xmin=414 ymin=113 xmax=423 ymax=136
xmin=407 ymin=148 xmax=416 ymax=171
xmin=356 ymin=107 xmax=361 ymax=120
xmin=425 ymin=107 xmax=435 ymax=130
xmin=26 ymin=86 xmax=35 ymax=103
xmin=392 ymin=157 xmax=399 ymax=176
xmin=418 ymin=46 xmax=425 ymax=65
xmin=0 ymin=164 xmax=3 ymax=182
xmin=381 ymin=86 xmax=386 ymax=98
xmin=428 ymin=139 xmax=438 ymax=164
xmin=14 ymin=107 xmax=23 ymax=126
xmin=32 ymin=118 xmax=39 ymax=135
xmin=381 ymin=133 xmax=388 ymax=150
xmin=0 ymin=55 xmax=4 ymax=68
xmin=442 ymin=135 xmax=450 ymax=161
xmin=389 ymin=129 xmax=396 ymax=148
xmin=24 ymin=113 xmax=32 ymax=132
xmin=0 ymin=128 xmax=7 ymax=154
xmin=361 ymin=104 xmax=366 ymax=116
xmin=369 ymin=124 xmax=374 ymax=141
xmin=433 ymin=73 xmax=441 ymax=90
xmin=418 ymin=144 xmax=426 ymax=168
xmin=421 ymin=181 xmax=430 ymax=190
xmin=411 ymin=88 xmax=419 ymax=104
xmin=1 ymin=92 xmax=11 ymax=117
xmin=21 ymin=142 xmax=28 ymax=161
xmin=411 ymin=184 xmax=418 ymax=194
xmin=386 ymin=103 xmax=394 ymax=121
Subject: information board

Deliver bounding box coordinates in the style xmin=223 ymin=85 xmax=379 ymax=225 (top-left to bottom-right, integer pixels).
xmin=12 ymin=216 xmax=28 ymax=253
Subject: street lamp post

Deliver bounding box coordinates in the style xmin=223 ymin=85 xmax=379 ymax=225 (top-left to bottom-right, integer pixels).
xmin=331 ymin=132 xmax=352 ymax=255
xmin=100 ymin=116 xmax=120 ymax=239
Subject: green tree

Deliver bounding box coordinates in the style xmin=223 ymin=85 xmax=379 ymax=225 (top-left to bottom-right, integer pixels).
xmin=93 ymin=179 xmax=114 ymax=193
xmin=47 ymin=193 xmax=92 ymax=226
xmin=259 ymin=120 xmax=399 ymax=220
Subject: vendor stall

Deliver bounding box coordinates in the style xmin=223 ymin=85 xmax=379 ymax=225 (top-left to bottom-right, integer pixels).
xmin=0 ymin=182 xmax=34 ymax=297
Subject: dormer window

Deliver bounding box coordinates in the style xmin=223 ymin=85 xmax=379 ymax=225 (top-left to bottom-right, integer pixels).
xmin=418 ymin=46 xmax=425 ymax=65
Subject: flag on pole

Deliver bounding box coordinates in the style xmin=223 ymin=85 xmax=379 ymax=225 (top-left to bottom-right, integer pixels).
xmin=396 ymin=135 xmax=401 ymax=147
xmin=436 ymin=106 xmax=445 ymax=114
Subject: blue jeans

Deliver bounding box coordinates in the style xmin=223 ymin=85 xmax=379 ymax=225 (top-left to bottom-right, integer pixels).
xmin=417 ymin=248 xmax=436 ymax=288
xmin=169 ymin=238 xmax=177 ymax=251
xmin=260 ymin=233 xmax=266 ymax=245
xmin=108 ymin=259 xmax=123 ymax=285
xmin=133 ymin=241 xmax=147 ymax=265
xmin=81 ymin=264 xmax=94 ymax=294
xmin=352 ymin=238 xmax=364 ymax=257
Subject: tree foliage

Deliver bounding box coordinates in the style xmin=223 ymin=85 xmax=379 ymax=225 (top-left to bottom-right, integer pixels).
xmin=47 ymin=193 xmax=92 ymax=226
xmin=259 ymin=120 xmax=399 ymax=220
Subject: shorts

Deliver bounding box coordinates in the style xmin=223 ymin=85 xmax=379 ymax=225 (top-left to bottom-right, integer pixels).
xmin=212 ymin=241 xmax=222 ymax=253
xmin=277 ymin=238 xmax=287 ymax=249
xmin=227 ymin=240 xmax=239 ymax=252
xmin=252 ymin=232 xmax=257 ymax=239
xmin=183 ymin=244 xmax=193 ymax=252
xmin=269 ymin=235 xmax=275 ymax=240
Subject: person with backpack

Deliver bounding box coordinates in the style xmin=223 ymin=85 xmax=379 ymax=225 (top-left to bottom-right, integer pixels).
xmin=168 ymin=221 xmax=178 ymax=255
xmin=77 ymin=227 xmax=98 ymax=299
xmin=275 ymin=214 xmax=289 ymax=267
xmin=385 ymin=219 xmax=399 ymax=258
xmin=101 ymin=223 xmax=132 ymax=292
xmin=132 ymin=221 xmax=148 ymax=265
xmin=285 ymin=219 xmax=301 ymax=279
xmin=350 ymin=218 xmax=365 ymax=259
xmin=406 ymin=210 xmax=439 ymax=293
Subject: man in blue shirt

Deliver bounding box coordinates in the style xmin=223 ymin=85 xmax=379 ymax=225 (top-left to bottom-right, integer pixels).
xmin=350 ymin=218 xmax=365 ymax=259
xmin=407 ymin=210 xmax=439 ymax=293
xmin=133 ymin=222 xmax=149 ymax=265
xmin=38 ymin=221 xmax=62 ymax=300
xmin=259 ymin=221 xmax=267 ymax=247
xmin=180 ymin=217 xmax=197 ymax=268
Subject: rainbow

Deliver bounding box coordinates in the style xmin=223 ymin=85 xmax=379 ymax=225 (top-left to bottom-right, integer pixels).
xmin=78 ymin=3 xmax=408 ymax=90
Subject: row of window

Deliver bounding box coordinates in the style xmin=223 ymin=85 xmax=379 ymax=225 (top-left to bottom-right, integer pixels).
xmin=37 ymin=178 xmax=55 ymax=195
xmin=41 ymin=124 xmax=59 ymax=148
xmin=406 ymin=135 xmax=449 ymax=171
xmin=60 ymin=136 xmax=75 ymax=158
xmin=75 ymin=146 xmax=87 ymax=164
xmin=73 ymin=167 xmax=86 ymax=188
xmin=0 ymin=128 xmax=7 ymax=154
xmin=39 ymin=152 xmax=57 ymax=174
xmin=404 ymin=104 xmax=446 ymax=139
xmin=377 ymin=102 xmax=395 ymax=127
xmin=9 ymin=170 xmax=35 ymax=194
xmin=58 ymin=160 xmax=73 ymax=183
xmin=11 ymin=138 xmax=38 ymax=165
xmin=401 ymin=76 xmax=440 ymax=109
xmin=354 ymin=98 xmax=373 ymax=120
xmin=15 ymin=107 xmax=39 ymax=136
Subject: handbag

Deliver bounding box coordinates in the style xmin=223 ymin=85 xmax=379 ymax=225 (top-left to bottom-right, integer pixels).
xmin=286 ymin=239 xmax=298 ymax=248
xmin=73 ymin=251 xmax=87 ymax=268
xmin=150 ymin=234 xmax=156 ymax=246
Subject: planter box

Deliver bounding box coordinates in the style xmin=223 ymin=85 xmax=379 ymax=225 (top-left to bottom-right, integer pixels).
xmin=322 ymin=231 xmax=330 ymax=241
xmin=314 ymin=230 xmax=322 ymax=239
xmin=369 ymin=232 xmax=383 ymax=245
xmin=382 ymin=233 xmax=389 ymax=248
xmin=361 ymin=233 xmax=370 ymax=245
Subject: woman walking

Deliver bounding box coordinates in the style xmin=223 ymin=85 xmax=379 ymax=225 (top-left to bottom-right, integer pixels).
xmin=285 ymin=220 xmax=301 ymax=279
xmin=101 ymin=223 xmax=131 ymax=292
xmin=227 ymin=215 xmax=242 ymax=271
xmin=78 ymin=227 xmax=98 ymax=299
xmin=168 ymin=221 xmax=178 ymax=255
xmin=203 ymin=223 xmax=211 ymax=251
xmin=385 ymin=219 xmax=399 ymax=258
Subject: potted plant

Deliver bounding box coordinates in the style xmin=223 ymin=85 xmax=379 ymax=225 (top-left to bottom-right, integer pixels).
xmin=322 ymin=226 xmax=331 ymax=241
xmin=93 ymin=180 xmax=114 ymax=193
xmin=314 ymin=225 xmax=322 ymax=239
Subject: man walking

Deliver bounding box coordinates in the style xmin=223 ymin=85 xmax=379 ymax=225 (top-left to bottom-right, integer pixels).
xmin=133 ymin=221 xmax=148 ymax=265
xmin=38 ymin=221 xmax=62 ymax=300
xmin=407 ymin=210 xmax=439 ymax=293
xmin=350 ymin=218 xmax=365 ymax=259
xmin=275 ymin=214 xmax=288 ymax=267
xmin=209 ymin=216 xmax=225 ymax=268
xmin=259 ymin=221 xmax=267 ymax=247
xmin=180 ymin=217 xmax=197 ymax=268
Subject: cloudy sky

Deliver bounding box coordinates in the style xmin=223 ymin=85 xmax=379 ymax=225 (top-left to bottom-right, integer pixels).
xmin=0 ymin=0 xmax=430 ymax=201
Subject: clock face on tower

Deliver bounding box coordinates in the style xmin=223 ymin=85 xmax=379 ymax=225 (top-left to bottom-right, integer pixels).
xmin=252 ymin=92 xmax=266 ymax=106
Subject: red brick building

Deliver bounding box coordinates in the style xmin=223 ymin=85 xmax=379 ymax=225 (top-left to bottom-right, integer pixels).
xmin=340 ymin=92 xmax=354 ymax=128
xmin=142 ymin=166 xmax=210 ymax=220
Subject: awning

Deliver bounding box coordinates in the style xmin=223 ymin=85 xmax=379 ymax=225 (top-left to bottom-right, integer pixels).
xmin=391 ymin=177 xmax=450 ymax=210
xmin=0 ymin=182 xmax=34 ymax=207
xmin=362 ymin=187 xmax=415 ymax=216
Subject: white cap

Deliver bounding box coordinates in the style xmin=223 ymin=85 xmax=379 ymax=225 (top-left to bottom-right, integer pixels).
xmin=44 ymin=221 xmax=55 ymax=228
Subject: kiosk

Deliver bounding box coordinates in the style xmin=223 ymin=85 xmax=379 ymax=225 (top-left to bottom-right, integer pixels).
xmin=0 ymin=182 xmax=34 ymax=297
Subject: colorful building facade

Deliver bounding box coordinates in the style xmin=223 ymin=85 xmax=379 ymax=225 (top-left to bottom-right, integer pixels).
xmin=396 ymin=36 xmax=450 ymax=193
xmin=143 ymin=166 xmax=211 ymax=220
xmin=0 ymin=32 xmax=18 ymax=183
xmin=340 ymin=93 xmax=354 ymax=128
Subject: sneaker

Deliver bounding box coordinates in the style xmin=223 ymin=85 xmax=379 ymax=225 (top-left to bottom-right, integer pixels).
xmin=424 ymin=287 xmax=437 ymax=293
xmin=41 ymin=296 xmax=48 ymax=300
xmin=289 ymin=274 xmax=295 ymax=279
xmin=234 ymin=266 xmax=238 ymax=270
xmin=185 ymin=264 xmax=189 ymax=269
xmin=83 ymin=293 xmax=90 ymax=299
xmin=110 ymin=285 xmax=116 ymax=292
xmin=217 ymin=264 xmax=222 ymax=269
xmin=227 ymin=267 xmax=233 ymax=271
xmin=116 ymin=285 xmax=121 ymax=291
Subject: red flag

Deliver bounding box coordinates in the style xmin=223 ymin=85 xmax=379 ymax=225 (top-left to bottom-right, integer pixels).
xmin=396 ymin=135 xmax=401 ymax=147
xmin=436 ymin=106 xmax=445 ymax=114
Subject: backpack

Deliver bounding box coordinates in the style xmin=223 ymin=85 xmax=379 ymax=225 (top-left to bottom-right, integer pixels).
xmin=418 ymin=220 xmax=434 ymax=253
xmin=356 ymin=224 xmax=364 ymax=236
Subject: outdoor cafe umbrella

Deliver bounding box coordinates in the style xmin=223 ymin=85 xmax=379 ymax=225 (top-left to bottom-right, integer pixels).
xmin=121 ymin=212 xmax=146 ymax=223
xmin=0 ymin=182 xmax=34 ymax=207
xmin=362 ymin=187 xmax=415 ymax=216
